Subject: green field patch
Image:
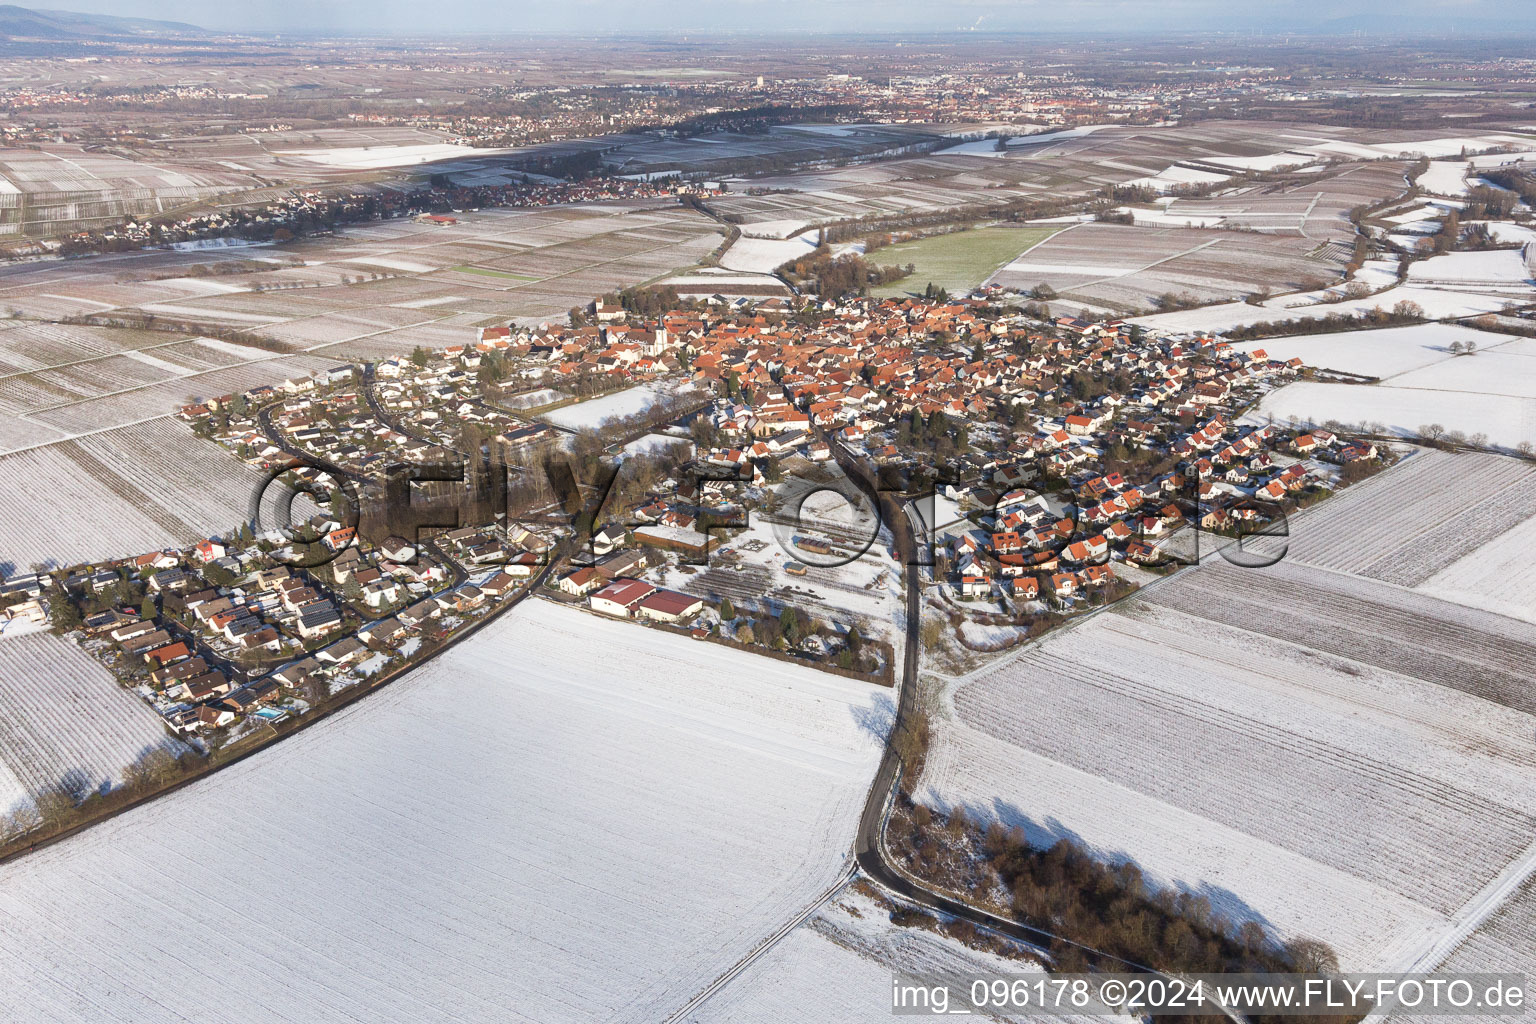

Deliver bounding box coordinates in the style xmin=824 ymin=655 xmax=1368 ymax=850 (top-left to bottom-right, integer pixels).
xmin=871 ymin=225 xmax=1066 ymax=298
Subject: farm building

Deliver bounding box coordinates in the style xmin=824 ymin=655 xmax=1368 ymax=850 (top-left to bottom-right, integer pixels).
xmin=634 ymin=525 xmax=711 ymax=557
xmin=636 ymin=591 xmax=705 ymax=624
xmin=588 ymin=578 xmax=657 ymax=618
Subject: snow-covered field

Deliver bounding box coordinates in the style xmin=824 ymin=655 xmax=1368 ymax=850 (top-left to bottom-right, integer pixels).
xmin=619 ymin=432 xmax=694 ymax=459
xmin=0 ymin=418 xmax=264 ymax=574
xmin=0 ymin=600 xmax=887 ymax=1023
xmin=689 ymin=885 xmax=1068 ymax=1023
xmin=1232 ymin=323 xmax=1481 ymax=379
xmin=1406 ymin=248 xmax=1534 ymax=289
xmin=719 ymin=234 xmax=816 ymax=274
xmin=1245 ymin=350 xmax=1536 ymax=448
xmin=1133 ymin=248 xmax=1531 ymax=334
xmin=1417 ymin=160 xmax=1472 ymax=196
xmin=1385 ymin=876 xmax=1536 ymax=1024
xmin=920 ymin=452 xmax=1536 ymax=973
xmin=1120 ymin=164 xmax=1232 ymax=192
xmin=1279 ymin=450 xmax=1536 ymax=585
xmin=278 ymin=144 xmax=514 ymax=169
xmin=1469 ymin=220 xmax=1536 ymax=246
xmin=934 ymin=125 xmax=1115 ymax=157
xmin=537 ymin=381 xmax=698 ymax=430
xmin=920 ymin=552 xmax=1536 ymax=972
xmin=0 ymin=632 xmax=185 ymax=836
xmin=1270 ymin=448 xmax=1536 ymax=623
xmin=1420 ymin=510 xmax=1536 ymax=625
xmin=1218 ymin=132 xmax=1536 ymax=169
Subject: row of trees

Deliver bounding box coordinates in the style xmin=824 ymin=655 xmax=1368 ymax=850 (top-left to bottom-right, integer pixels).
xmin=1222 ymin=301 xmax=1424 ymax=341
xmin=888 ymin=800 xmax=1345 ymax=1020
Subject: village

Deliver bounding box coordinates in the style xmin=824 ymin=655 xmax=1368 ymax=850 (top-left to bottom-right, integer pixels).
xmin=10 ymin=19 xmax=1536 ymax=1018
xmin=0 ymin=276 xmax=1394 ymax=749
xmin=11 ymin=175 xmax=715 ymax=262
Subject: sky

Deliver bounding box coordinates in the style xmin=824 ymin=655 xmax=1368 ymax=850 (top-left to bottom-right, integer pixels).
xmin=37 ymin=0 xmax=1536 ymax=37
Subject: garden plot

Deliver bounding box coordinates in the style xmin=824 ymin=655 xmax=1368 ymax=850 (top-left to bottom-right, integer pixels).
xmin=921 ymin=559 xmax=1536 ymax=971
xmin=0 ymin=599 xmax=886 ymax=1024
xmin=538 ymin=381 xmax=698 ymax=430
xmin=0 ymin=631 xmax=185 ymax=838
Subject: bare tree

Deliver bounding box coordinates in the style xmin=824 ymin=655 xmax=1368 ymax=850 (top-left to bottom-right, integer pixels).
xmin=1286 ymin=937 xmax=1341 ymax=974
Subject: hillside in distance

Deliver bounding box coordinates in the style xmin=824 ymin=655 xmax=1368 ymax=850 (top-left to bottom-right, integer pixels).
xmin=0 ymin=5 xmax=207 ymax=39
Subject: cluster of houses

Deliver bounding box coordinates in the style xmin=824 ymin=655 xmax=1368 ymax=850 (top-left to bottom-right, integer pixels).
xmin=36 ymin=509 xmax=547 ymax=739
xmin=159 ymin=283 xmax=1387 ymax=688
xmin=57 ymin=175 xmax=680 ymax=258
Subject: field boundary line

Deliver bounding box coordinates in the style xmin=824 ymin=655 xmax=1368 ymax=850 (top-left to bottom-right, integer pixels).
xmin=1361 ymin=834 xmax=1536 ymax=1022
xmin=661 ymin=857 xmax=856 ymax=1023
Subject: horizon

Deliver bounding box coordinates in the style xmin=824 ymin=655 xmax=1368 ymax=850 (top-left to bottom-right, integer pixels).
xmin=24 ymin=0 xmax=1536 ymax=39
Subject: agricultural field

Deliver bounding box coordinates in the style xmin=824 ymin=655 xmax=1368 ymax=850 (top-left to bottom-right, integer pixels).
xmin=1134 ymin=247 xmax=1535 ymax=336
xmin=689 ymin=884 xmax=1069 ymax=1023
xmin=920 ymin=555 xmax=1536 ymax=971
xmin=1266 ymin=448 xmax=1536 ymax=624
xmin=919 ymin=452 xmax=1536 ymax=971
xmin=1126 ymin=161 xmax=1410 ymax=238
xmin=718 ymin=233 xmax=817 ymax=274
xmin=1419 ymin=511 xmax=1536 ymax=626
xmin=989 ymin=222 xmax=1342 ymax=313
xmin=868 ymin=225 xmax=1063 ymax=298
xmin=0 ymin=202 xmax=724 ymax=453
xmin=1280 ymin=450 xmax=1536 ymax=586
xmin=1406 ymin=249 xmax=1535 ymax=290
xmin=0 ymin=631 xmax=186 ymax=837
xmin=0 ymin=143 xmax=258 ymax=237
xmin=1385 ymin=876 xmax=1536 ymax=1024
xmin=1418 ymin=160 xmax=1473 ymax=197
xmin=0 ymin=598 xmax=888 ymax=1023
xmin=0 ymin=202 xmax=721 ymax=355
xmin=657 ymin=267 xmax=792 ymax=298
xmin=0 ymin=418 xmax=262 ymax=573
xmin=1245 ymin=358 xmax=1536 ymax=449
xmin=1232 ymin=323 xmax=1486 ymax=379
